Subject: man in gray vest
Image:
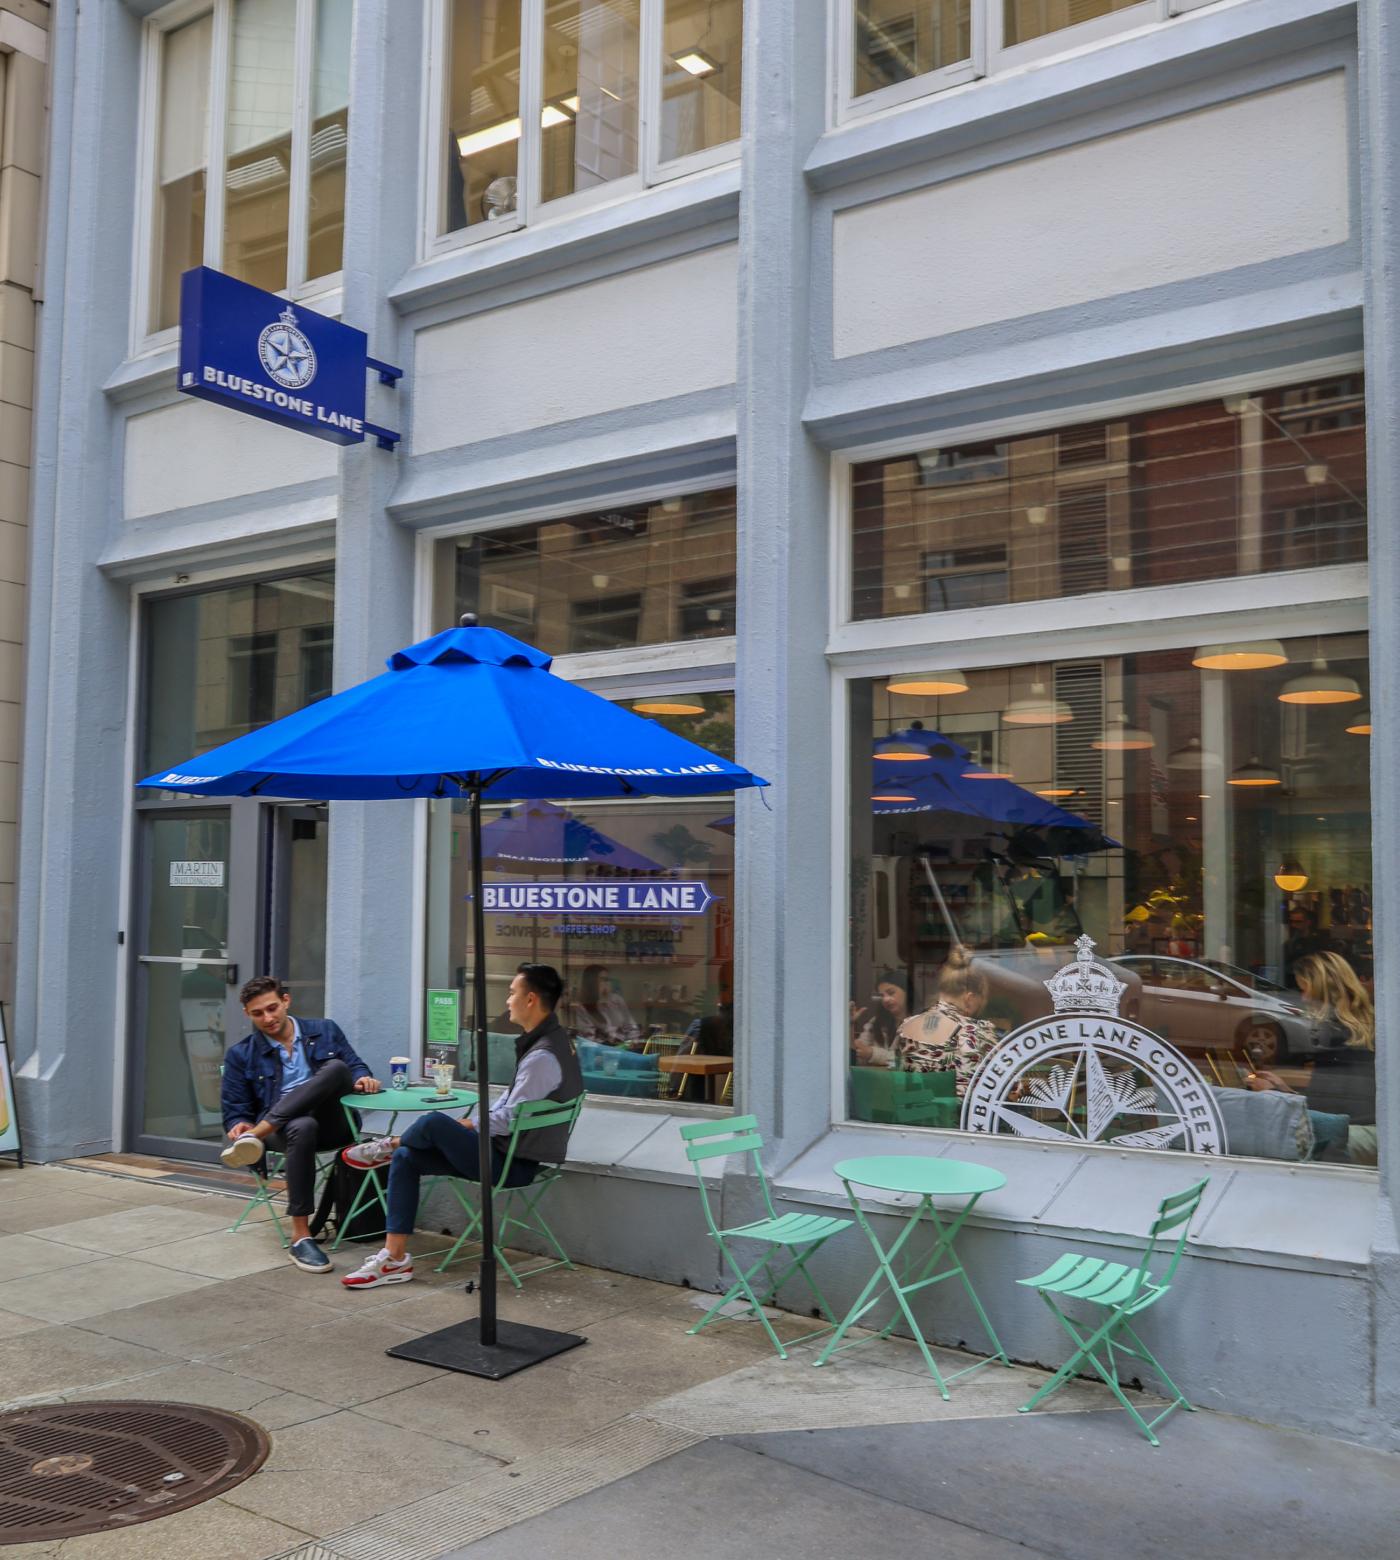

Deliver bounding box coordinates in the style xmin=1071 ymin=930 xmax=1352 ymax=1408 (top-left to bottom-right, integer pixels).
xmin=340 ymin=963 xmax=581 ymax=1290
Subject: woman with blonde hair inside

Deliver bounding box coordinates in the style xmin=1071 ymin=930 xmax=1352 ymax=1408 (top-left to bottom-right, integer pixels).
xmin=1247 ymin=950 xmax=1376 ymax=1163
xmin=895 ymin=947 xmax=1000 ymax=1097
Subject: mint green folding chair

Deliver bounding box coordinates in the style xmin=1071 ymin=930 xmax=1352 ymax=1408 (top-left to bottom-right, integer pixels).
xmin=433 ymin=1096 xmax=584 ymax=1283
xmin=1017 ymin=1177 xmax=1210 ymax=1445
xmin=228 ymin=1149 xmax=336 ymax=1249
xmin=680 ymin=1116 xmax=854 ymax=1360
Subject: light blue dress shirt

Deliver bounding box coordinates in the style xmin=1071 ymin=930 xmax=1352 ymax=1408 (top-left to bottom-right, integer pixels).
xmin=275 ymin=1019 xmax=312 ymax=1098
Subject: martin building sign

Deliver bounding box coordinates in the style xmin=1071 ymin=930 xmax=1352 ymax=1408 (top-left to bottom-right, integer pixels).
xmin=961 ymin=935 xmax=1228 ymax=1156
xmin=178 ymin=267 xmax=401 ymax=448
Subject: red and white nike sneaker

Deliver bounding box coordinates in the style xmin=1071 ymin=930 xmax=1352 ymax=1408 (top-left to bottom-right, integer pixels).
xmin=341 ymin=1248 xmax=414 ymax=1290
xmin=342 ymin=1136 xmax=396 ymax=1171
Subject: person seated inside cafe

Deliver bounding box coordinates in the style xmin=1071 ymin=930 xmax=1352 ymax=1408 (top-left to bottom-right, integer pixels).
xmin=850 ymin=972 xmax=911 ymax=1067
xmin=1246 ymin=950 xmax=1376 ymax=1164
xmin=893 ymin=947 xmax=1000 ymax=1097
xmin=338 ymin=962 xmax=582 ymax=1289
xmin=566 ymin=963 xmax=641 ymax=1048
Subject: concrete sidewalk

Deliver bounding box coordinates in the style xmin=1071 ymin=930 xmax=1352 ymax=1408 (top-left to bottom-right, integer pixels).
xmin=1 ymin=1159 xmax=1395 ymax=1559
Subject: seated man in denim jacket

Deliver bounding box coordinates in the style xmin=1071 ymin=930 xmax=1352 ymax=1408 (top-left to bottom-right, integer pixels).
xmin=220 ymin=975 xmax=381 ymax=1273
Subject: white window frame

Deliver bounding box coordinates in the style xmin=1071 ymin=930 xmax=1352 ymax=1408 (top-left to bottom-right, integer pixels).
xmin=132 ymin=0 xmax=347 ymax=356
xmin=834 ymin=0 xmax=1221 ymax=125
xmin=424 ymin=0 xmax=742 ymax=261
xmin=826 ymin=355 xmax=1371 ymax=1140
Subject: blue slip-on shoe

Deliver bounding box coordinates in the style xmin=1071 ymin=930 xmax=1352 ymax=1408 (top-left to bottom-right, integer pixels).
xmin=288 ymin=1237 xmax=332 ymax=1273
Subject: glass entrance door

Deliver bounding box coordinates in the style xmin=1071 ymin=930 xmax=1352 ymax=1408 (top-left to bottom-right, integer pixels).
xmin=133 ymin=809 xmax=244 ymax=1154
xmin=130 ymin=802 xmax=331 ymax=1159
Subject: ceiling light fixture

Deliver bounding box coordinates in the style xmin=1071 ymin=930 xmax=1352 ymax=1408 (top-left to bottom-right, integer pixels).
xmin=457 ymin=116 xmax=522 ymax=157
xmin=1036 ymin=786 xmax=1075 ymax=798
xmin=872 ymin=790 xmax=916 ymax=803
xmin=886 ymin=668 xmax=971 ymax=696
xmin=1227 ymin=755 xmax=1282 ymax=787
xmin=1192 ymin=640 xmax=1288 ymax=671
xmin=1346 ymin=711 xmax=1372 ymax=735
xmin=1277 ymin=658 xmax=1362 ymax=705
xmin=1025 ymin=505 xmax=1049 ymax=526
xmin=1304 ymin=463 xmax=1330 ymax=487
xmin=1003 ymin=680 xmax=1072 ymax=726
xmin=1092 ymin=716 xmax=1154 ymax=751
xmin=633 ymin=697 xmax=705 ymax=716
xmin=1273 ymin=861 xmax=1309 ymax=893
xmin=875 ymin=738 xmax=929 ymax=762
xmin=673 ymin=47 xmax=719 ymax=75
xmin=540 ymin=98 xmax=578 ymax=128
xmin=1167 ymin=737 xmax=1218 ymax=770
xmin=962 ymin=768 xmax=1014 ymax=781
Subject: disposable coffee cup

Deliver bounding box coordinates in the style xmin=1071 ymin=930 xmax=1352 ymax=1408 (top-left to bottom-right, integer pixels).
xmin=389 ymin=1057 xmax=409 ymax=1091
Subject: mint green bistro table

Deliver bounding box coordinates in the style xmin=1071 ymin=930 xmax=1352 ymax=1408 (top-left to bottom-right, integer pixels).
xmin=815 ymin=1155 xmax=1010 ymax=1398
xmin=332 ymin=1086 xmax=479 ymax=1248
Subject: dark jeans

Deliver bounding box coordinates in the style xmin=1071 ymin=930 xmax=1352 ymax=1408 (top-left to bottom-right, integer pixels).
xmin=386 ymin=1112 xmax=537 ymax=1238
xmin=255 ymin=1058 xmax=357 ymax=1217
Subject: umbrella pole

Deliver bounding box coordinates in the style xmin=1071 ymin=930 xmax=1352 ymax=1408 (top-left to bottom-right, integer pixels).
xmin=469 ymin=780 xmax=498 ymax=1346
xmin=386 ymin=774 xmax=585 ymax=1378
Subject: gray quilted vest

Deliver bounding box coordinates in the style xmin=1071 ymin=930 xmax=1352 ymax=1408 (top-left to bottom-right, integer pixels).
xmin=507 ymin=1017 xmax=583 ymax=1165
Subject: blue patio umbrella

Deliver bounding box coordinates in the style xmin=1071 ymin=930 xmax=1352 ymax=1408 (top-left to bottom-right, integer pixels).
xmin=140 ymin=616 xmax=766 ymax=1377
xmin=480 ymin=800 xmax=663 ymax=872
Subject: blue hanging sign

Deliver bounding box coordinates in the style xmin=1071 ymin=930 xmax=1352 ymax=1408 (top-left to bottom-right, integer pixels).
xmin=177 ymin=266 xmax=402 ymax=448
xmin=482 ymin=881 xmax=714 ymax=916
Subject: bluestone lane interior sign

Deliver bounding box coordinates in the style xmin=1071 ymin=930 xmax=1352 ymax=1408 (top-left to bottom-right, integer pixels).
xmin=178 ymin=267 xmax=400 ymax=448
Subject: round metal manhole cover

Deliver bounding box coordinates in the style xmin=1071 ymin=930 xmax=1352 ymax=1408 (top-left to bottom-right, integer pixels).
xmin=0 ymin=1400 xmax=270 ymax=1542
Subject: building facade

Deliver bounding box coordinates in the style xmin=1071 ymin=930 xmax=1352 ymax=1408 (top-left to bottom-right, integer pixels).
xmin=17 ymin=0 xmax=1400 ymax=1447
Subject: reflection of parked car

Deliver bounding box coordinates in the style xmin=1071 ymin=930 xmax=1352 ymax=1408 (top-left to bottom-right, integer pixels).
xmin=1113 ymin=956 xmax=1318 ymax=1063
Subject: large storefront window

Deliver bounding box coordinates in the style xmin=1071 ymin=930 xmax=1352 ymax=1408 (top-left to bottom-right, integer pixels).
xmin=848 ymin=635 xmax=1374 ymax=1166
xmin=851 ymin=377 xmax=1365 ymax=623
xmin=426 ymin=692 xmax=737 ymax=1105
xmin=436 ymin=488 xmax=736 ymax=655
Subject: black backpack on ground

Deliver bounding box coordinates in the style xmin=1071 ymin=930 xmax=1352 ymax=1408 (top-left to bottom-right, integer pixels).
xmin=308 ymin=1158 xmax=385 ymax=1243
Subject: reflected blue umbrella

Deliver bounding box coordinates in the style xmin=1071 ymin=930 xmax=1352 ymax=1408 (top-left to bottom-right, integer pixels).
xmin=872 ymin=728 xmax=1113 ymax=847
xmin=480 ymin=801 xmax=664 ymax=871
xmin=140 ymin=615 xmax=766 ymax=1378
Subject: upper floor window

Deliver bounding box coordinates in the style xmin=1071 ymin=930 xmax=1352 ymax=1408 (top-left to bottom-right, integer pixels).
xmin=849 ymin=376 xmax=1367 ymax=624
xmin=844 ymin=1 xmax=1217 ymax=120
xmin=435 ymin=0 xmax=742 ymax=249
xmin=141 ymin=0 xmax=352 ymax=342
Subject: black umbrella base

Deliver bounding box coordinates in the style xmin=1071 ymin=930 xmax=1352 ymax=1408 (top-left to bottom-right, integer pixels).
xmin=386 ymin=1318 xmax=586 ymax=1379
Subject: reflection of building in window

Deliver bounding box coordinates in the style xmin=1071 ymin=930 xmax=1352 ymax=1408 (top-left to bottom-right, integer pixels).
xmin=571 ymin=592 xmax=643 ymax=652
xmin=921 ymin=545 xmax=1009 ymax=612
xmin=228 ymin=632 xmax=278 ymax=729
xmin=679 ymin=578 xmax=737 ymax=636
xmin=852 ymin=375 xmax=1367 ymax=620
xmin=299 ymin=624 xmax=334 ymax=705
xmin=854 ymin=1 xmax=971 ymax=97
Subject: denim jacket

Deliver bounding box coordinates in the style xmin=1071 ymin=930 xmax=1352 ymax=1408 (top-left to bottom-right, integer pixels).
xmin=220 ymin=1018 xmax=371 ymax=1132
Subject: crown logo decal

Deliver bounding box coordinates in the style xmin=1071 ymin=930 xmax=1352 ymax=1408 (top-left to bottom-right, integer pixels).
xmin=278 ymin=304 xmax=300 ymax=327
xmin=1044 ymin=934 xmax=1127 ymax=1017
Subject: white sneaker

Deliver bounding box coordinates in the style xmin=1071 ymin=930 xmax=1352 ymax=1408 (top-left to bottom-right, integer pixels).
xmin=342 ymin=1136 xmax=396 ymax=1171
xmin=221 ymin=1136 xmax=264 ymax=1170
xmin=341 ymin=1248 xmax=414 ymax=1290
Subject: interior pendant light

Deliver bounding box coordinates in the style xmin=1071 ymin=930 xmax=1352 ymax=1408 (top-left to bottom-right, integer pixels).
xmin=1273 ymin=861 xmax=1309 ymax=893
xmin=633 ymin=696 xmax=706 ymax=716
xmin=872 ymin=789 xmax=917 ymax=803
xmin=885 ymin=668 xmax=970 ymax=696
xmin=875 ymin=737 xmax=929 ymax=762
xmin=1167 ymin=736 xmax=1218 ymax=770
xmin=1346 ymin=711 xmax=1372 ymax=735
xmin=1036 ymin=786 xmax=1075 ymax=798
xmin=1092 ymin=715 xmax=1154 ymax=751
xmin=1227 ymin=755 xmax=1282 ymax=787
xmin=1003 ymin=680 xmax=1073 ymax=726
xmin=1277 ymin=658 xmax=1362 ymax=705
xmin=1191 ymin=640 xmax=1288 ymax=671
xmin=962 ymin=767 xmax=1014 ymax=781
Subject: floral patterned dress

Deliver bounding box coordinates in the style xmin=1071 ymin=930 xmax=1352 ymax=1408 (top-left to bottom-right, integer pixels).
xmin=894 ymin=1002 xmax=1000 ymax=1098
